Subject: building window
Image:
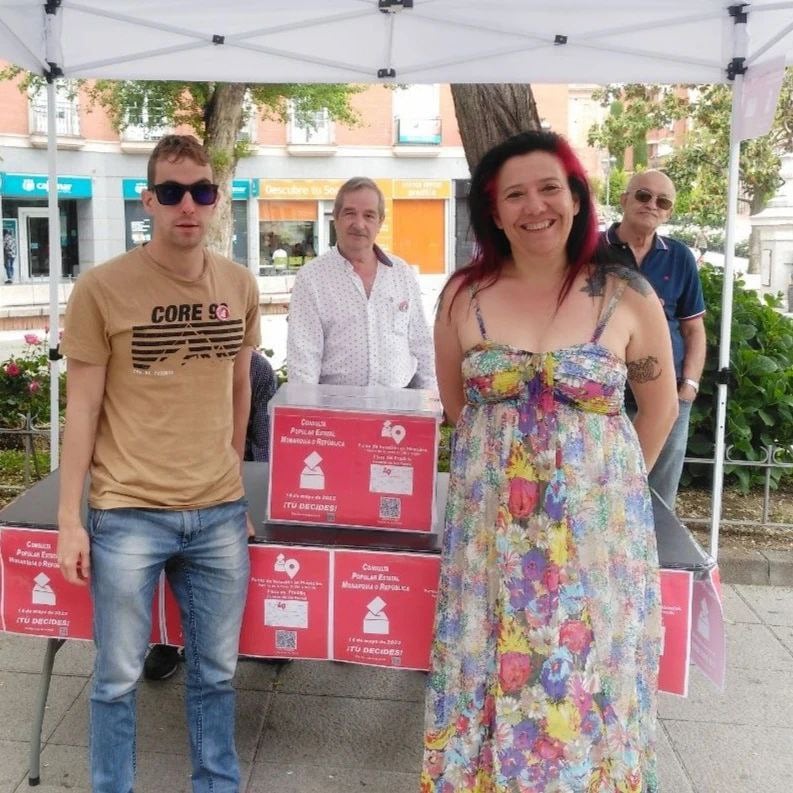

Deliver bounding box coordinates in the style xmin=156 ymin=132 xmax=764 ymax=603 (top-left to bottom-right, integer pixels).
xmin=29 ymin=83 xmax=80 ymax=137
xmin=393 ymin=85 xmax=441 ymax=145
xmin=287 ymin=103 xmax=334 ymax=145
xmin=237 ymin=94 xmax=258 ymax=144
xmin=259 ymin=200 xmax=318 ymax=274
xmin=122 ymin=98 xmax=169 ymax=143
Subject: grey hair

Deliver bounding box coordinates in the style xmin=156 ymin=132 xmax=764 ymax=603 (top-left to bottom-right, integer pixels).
xmin=332 ymin=177 xmax=385 ymax=220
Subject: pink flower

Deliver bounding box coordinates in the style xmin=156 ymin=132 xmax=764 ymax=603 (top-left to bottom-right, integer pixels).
xmin=535 ymin=736 xmax=565 ymax=760
xmin=508 ymin=477 xmax=539 ymax=519
xmin=543 ymin=563 xmax=560 ymax=593
xmin=24 ymin=333 xmax=41 ymax=345
xmin=559 ymin=620 xmax=593 ymax=655
xmin=499 ymin=651 xmax=532 ymax=693
xmin=4 ymin=362 xmax=21 ymax=377
xmin=28 ymin=380 xmax=41 ymax=394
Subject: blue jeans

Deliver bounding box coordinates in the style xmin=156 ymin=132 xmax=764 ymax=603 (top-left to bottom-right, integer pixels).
xmin=87 ymin=498 xmax=250 ymax=793
xmin=648 ymin=398 xmax=693 ymax=510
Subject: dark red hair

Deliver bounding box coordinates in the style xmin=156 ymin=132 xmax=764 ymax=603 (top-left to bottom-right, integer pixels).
xmin=446 ymin=130 xmax=598 ymax=312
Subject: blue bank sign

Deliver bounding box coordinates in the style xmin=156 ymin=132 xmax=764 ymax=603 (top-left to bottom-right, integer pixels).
xmin=1 ymin=172 xmax=93 ymax=199
xmin=122 ymin=178 xmax=255 ymax=200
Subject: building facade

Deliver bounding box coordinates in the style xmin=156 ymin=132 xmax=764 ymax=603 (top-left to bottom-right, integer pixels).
xmin=0 ymin=74 xmax=606 ymax=289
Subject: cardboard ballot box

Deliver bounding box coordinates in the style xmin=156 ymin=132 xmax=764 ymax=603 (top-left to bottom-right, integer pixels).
xmin=268 ymin=383 xmax=442 ymax=532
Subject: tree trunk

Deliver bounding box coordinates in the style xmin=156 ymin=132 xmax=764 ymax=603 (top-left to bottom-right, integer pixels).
xmin=202 ymin=83 xmax=249 ymax=257
xmin=450 ymin=84 xmax=541 ymax=174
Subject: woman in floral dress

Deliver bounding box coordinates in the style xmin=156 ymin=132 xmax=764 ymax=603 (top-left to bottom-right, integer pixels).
xmin=422 ymin=131 xmax=679 ymax=793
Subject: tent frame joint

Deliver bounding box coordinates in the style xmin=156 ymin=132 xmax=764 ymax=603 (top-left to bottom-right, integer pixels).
xmin=715 ymin=367 xmax=731 ymax=386
xmin=45 ymin=0 xmax=61 ymax=14
xmin=554 ymin=35 xmax=568 ymax=46
xmin=44 ymin=63 xmax=63 ymax=82
xmin=727 ymin=57 xmax=747 ymax=80
xmin=378 ymin=68 xmax=396 ymax=78
xmin=728 ymin=4 xmax=748 ymax=25
xmin=378 ymin=0 xmax=413 ymax=13
xmin=48 ymin=346 xmax=62 ymax=363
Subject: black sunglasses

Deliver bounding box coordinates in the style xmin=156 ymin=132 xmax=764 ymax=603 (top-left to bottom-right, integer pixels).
xmin=151 ymin=181 xmax=219 ymax=206
xmin=630 ymin=188 xmax=673 ymax=211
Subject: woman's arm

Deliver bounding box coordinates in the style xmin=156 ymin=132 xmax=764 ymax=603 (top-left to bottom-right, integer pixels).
xmin=625 ymin=287 xmax=679 ymax=471
xmin=434 ymin=282 xmax=466 ymax=425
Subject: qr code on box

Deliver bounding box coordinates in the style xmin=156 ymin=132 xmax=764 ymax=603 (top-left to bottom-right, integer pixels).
xmin=379 ymin=496 xmax=401 ymax=520
xmin=275 ymin=630 xmax=297 ymax=651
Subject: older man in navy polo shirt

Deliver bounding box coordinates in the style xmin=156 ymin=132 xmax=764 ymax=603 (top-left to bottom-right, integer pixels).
xmin=595 ymin=169 xmax=706 ymax=509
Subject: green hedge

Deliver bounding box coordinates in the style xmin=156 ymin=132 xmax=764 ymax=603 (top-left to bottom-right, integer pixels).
xmin=685 ymin=266 xmax=793 ymax=490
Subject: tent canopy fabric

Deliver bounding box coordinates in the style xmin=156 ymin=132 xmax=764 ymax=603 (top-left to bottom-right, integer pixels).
xmin=0 ymin=1 xmax=792 ymax=85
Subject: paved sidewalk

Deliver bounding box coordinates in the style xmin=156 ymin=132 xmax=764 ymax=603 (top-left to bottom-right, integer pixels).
xmin=1 ymin=583 xmax=792 ymax=792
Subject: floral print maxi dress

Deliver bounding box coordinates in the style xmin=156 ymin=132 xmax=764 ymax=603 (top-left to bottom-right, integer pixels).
xmin=422 ymin=277 xmax=662 ymax=793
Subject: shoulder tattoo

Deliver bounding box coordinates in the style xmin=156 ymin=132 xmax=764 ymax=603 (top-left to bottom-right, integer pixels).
xmin=627 ymin=356 xmax=661 ymax=383
xmin=583 ymin=264 xmax=652 ymax=297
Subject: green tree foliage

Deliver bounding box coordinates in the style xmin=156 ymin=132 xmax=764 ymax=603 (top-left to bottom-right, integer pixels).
xmin=587 ymin=70 xmax=793 ymax=227
xmin=0 ymin=65 xmax=361 ymax=254
xmin=685 ymin=266 xmax=793 ymax=491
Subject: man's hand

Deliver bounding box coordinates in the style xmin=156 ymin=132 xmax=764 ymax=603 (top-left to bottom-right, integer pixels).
xmin=678 ymin=382 xmax=698 ymax=403
xmin=57 ymin=524 xmax=91 ymax=585
xmin=246 ymin=514 xmax=256 ymax=539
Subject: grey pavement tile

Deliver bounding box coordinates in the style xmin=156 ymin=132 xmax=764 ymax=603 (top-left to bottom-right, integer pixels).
xmin=724 ymin=621 xmax=793 ymax=670
xmin=770 ymin=625 xmax=793 ymax=655
xmin=664 ymin=721 xmax=793 ymax=793
xmin=49 ymin=680 xmax=270 ymax=764
xmin=720 ymin=584 xmax=761 ymax=624
xmin=656 ymin=723 xmax=695 ymax=793
xmin=734 ymin=585 xmax=793 ymax=626
xmin=257 ymin=693 xmax=422 ymax=772
xmin=0 ymin=634 xmax=93 ymax=677
xmin=275 ymin=658 xmax=427 ymax=702
xmin=0 ymin=671 xmax=88 ymax=743
xmin=658 ymin=666 xmax=793 ymax=727
xmin=247 ymin=762 xmax=418 ymax=793
xmin=0 ymin=740 xmax=28 ymax=793
xmin=19 ymin=742 xmax=253 ymax=793
xmin=234 ymin=656 xmax=281 ymax=691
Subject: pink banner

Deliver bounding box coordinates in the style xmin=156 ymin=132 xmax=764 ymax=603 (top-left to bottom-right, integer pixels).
xmin=690 ymin=567 xmax=726 ymax=690
xmin=658 ymin=569 xmax=694 ymax=697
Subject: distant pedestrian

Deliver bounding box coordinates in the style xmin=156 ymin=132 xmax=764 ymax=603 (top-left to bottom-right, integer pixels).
xmin=3 ymin=229 xmax=16 ymax=284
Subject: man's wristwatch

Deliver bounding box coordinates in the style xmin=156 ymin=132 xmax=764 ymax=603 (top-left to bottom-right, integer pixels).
xmin=681 ymin=378 xmax=700 ymax=394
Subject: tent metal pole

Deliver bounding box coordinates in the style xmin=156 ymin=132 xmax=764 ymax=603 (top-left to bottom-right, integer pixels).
xmin=710 ymin=10 xmax=749 ymax=560
xmin=46 ymin=78 xmax=61 ymax=471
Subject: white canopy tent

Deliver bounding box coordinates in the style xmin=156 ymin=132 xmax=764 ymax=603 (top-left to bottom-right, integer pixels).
xmin=1 ymin=0 xmax=792 ymax=557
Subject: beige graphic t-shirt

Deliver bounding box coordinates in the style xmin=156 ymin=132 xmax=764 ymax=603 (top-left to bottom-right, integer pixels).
xmin=61 ymin=246 xmax=261 ymax=510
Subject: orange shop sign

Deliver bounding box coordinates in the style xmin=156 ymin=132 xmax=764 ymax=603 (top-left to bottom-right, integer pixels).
xmin=259 ymin=179 xmax=344 ymax=200
xmin=392 ymin=180 xmax=451 ymax=200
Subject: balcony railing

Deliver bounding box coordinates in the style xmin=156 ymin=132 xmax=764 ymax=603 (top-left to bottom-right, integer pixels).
xmin=29 ymin=98 xmax=81 ymax=137
xmin=394 ymin=116 xmax=442 ymax=145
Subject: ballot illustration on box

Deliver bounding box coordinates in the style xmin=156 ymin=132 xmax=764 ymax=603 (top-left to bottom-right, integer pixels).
xmin=274 ymin=552 xmax=301 ymax=579
xmin=363 ymin=596 xmax=390 ymax=635
xmin=300 ymin=450 xmax=325 ymax=490
xmin=32 ymin=572 xmax=56 ymax=606
xmin=381 ymin=420 xmax=406 ymax=445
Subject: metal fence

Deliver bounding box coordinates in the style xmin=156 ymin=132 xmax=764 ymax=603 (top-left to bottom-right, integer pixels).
xmin=2 ymin=425 xmax=792 ymax=529
xmin=682 ymin=444 xmax=793 ymax=530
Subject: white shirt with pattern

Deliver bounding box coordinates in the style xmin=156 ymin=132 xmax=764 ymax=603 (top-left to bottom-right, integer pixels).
xmin=286 ymin=245 xmax=436 ymax=390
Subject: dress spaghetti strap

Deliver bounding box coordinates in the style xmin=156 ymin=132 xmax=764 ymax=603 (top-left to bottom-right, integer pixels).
xmin=470 ymin=285 xmax=488 ymax=340
xmin=591 ymin=277 xmax=628 ymax=344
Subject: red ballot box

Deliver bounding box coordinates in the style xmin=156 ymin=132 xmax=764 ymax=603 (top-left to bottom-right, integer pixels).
xmin=268 ymin=383 xmax=442 ymax=532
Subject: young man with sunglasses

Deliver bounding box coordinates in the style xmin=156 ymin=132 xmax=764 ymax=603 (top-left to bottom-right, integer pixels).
xmin=595 ymin=169 xmax=706 ymax=510
xmin=56 ymin=134 xmax=260 ymax=793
